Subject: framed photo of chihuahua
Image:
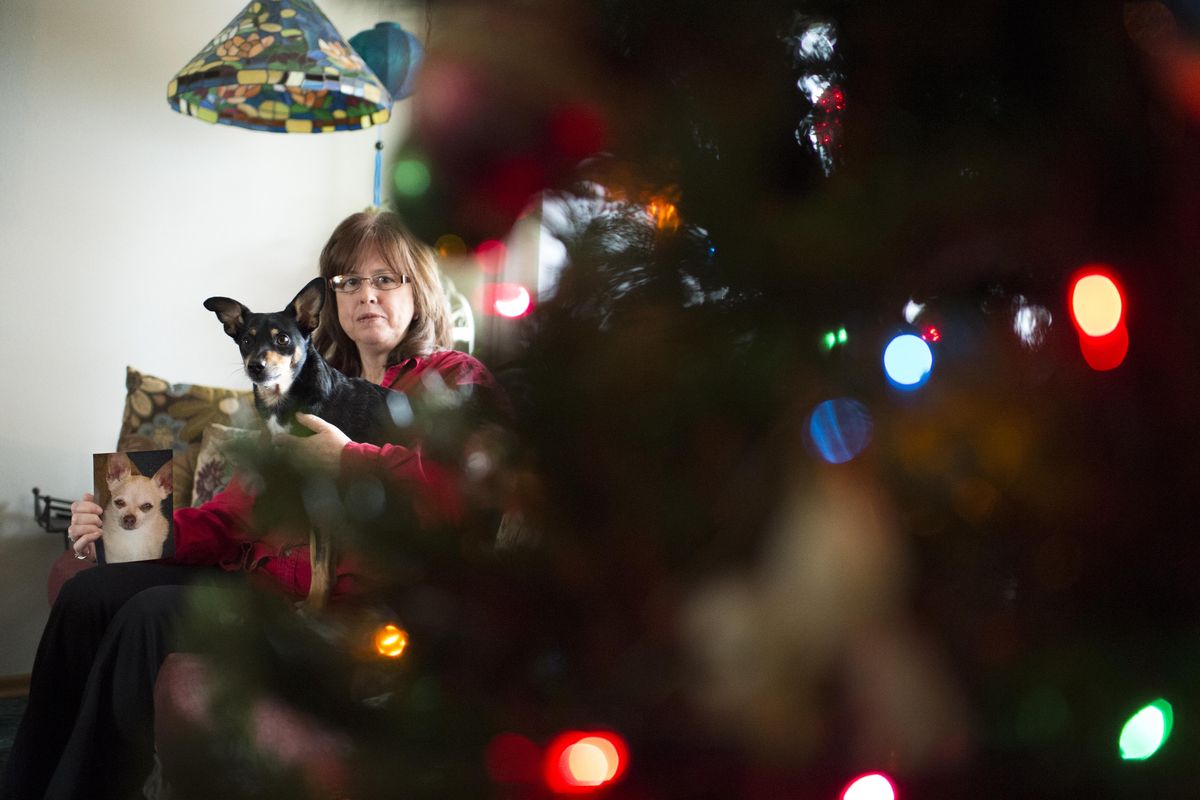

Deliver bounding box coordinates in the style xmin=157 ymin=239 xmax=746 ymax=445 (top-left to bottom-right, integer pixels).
xmin=91 ymin=449 xmax=174 ymax=564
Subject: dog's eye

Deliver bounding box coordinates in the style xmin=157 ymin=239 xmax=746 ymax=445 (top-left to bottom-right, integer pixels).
xmin=240 ymin=334 xmax=252 ymax=347
xmin=274 ymin=333 xmax=291 ymax=348
xmin=114 ymin=499 xmax=125 ymax=508
xmin=140 ymin=503 xmax=154 ymax=512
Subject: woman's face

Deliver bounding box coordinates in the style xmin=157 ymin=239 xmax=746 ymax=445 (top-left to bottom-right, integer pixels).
xmin=334 ymin=248 xmax=415 ymax=357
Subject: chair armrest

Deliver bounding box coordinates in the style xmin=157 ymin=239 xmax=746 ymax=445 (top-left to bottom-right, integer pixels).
xmin=47 ymin=548 xmax=96 ymax=607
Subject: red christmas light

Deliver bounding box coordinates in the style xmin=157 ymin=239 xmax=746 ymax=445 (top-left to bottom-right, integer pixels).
xmin=1069 ymin=268 xmax=1124 ymax=337
xmin=841 ymin=771 xmax=897 ymax=800
xmin=818 ymin=86 xmax=846 ymax=112
xmin=1068 ymin=265 xmax=1129 ymax=371
xmin=479 ymin=282 xmax=533 ymax=318
xmin=1078 ymin=323 xmax=1129 ymax=372
xmin=542 ymin=730 xmax=629 ymax=794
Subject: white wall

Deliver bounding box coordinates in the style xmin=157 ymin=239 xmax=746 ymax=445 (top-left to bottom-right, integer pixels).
xmin=0 ymin=0 xmax=422 ymax=676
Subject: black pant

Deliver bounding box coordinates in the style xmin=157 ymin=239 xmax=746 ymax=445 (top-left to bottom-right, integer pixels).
xmin=0 ymin=562 xmax=226 ymax=800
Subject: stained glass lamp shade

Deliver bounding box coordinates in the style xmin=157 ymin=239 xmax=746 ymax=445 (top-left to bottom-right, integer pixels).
xmin=166 ymin=0 xmax=392 ymax=133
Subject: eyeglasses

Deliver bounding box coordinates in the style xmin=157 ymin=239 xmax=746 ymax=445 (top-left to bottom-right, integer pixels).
xmin=329 ymin=273 xmax=412 ymax=294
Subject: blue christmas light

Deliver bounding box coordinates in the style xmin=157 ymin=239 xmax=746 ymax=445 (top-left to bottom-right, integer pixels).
xmin=883 ymin=333 xmax=933 ymax=389
xmin=807 ymin=398 xmax=872 ymax=464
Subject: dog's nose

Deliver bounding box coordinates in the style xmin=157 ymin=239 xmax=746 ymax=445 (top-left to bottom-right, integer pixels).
xmin=247 ymin=360 xmax=266 ymax=379
xmin=122 ymin=514 xmax=136 ymax=527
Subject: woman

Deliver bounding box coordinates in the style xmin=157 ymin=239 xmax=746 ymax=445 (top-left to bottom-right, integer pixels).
xmin=0 ymin=209 xmax=501 ymax=800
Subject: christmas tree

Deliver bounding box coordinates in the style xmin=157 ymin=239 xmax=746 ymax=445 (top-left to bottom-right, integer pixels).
xmin=170 ymin=1 xmax=1200 ymax=797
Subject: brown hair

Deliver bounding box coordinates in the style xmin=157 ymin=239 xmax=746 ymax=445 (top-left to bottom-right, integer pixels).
xmin=313 ymin=209 xmax=453 ymax=376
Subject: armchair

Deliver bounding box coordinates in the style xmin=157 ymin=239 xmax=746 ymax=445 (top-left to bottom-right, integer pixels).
xmin=38 ymin=275 xmax=480 ymax=795
xmin=41 ymin=367 xmax=351 ymax=797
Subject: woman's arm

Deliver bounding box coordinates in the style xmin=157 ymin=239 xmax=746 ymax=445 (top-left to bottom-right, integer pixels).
xmin=67 ymin=480 xmax=256 ymax=567
xmin=274 ymin=350 xmax=505 ymax=524
xmin=345 ymin=350 xmax=504 ymax=524
xmin=340 ymin=439 xmax=465 ymax=525
xmin=170 ymin=474 xmax=258 ymax=566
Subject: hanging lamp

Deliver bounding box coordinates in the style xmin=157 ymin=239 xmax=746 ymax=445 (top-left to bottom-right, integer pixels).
xmin=348 ymin=21 xmax=425 ymax=205
xmin=349 ymin=22 xmax=424 ymax=101
xmin=166 ymin=0 xmax=392 ymax=133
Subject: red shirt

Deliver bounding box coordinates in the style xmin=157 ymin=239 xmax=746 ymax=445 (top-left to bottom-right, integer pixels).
xmin=170 ymin=350 xmax=499 ymax=601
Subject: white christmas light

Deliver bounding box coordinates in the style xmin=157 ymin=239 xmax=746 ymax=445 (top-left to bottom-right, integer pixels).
xmin=1013 ymin=297 xmax=1053 ymax=348
xmin=903 ymin=298 xmax=925 ymax=324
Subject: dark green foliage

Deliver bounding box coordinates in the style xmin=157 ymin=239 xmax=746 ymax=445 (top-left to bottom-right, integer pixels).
xmin=176 ymin=1 xmax=1200 ymax=796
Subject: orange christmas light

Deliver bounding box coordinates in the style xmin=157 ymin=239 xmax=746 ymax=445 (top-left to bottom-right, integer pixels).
xmin=646 ymin=197 xmax=680 ymax=232
xmin=373 ymin=623 xmax=409 ymax=658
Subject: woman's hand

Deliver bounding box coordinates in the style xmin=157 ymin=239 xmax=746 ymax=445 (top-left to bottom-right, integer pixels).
xmin=68 ymin=493 xmax=103 ymax=561
xmin=273 ymin=412 xmax=351 ymax=472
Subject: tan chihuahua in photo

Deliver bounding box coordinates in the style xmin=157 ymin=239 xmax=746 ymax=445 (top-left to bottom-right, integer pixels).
xmin=101 ymin=453 xmax=172 ymax=563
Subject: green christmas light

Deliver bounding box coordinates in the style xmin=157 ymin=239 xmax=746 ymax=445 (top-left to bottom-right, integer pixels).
xmin=1119 ymin=699 xmax=1173 ymax=761
xmin=393 ymin=158 xmax=431 ymax=197
xmin=822 ymin=327 xmax=849 ymax=351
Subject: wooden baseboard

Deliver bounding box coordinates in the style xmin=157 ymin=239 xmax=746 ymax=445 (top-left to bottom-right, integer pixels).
xmin=0 ymin=674 xmax=30 ymax=698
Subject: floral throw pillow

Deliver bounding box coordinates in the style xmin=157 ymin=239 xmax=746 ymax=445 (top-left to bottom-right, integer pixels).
xmin=116 ymin=367 xmax=256 ymax=508
xmin=191 ymin=423 xmax=258 ymax=507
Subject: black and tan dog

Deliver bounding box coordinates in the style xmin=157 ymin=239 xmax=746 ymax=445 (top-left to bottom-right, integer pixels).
xmin=204 ymin=277 xmax=401 ymax=606
xmin=204 ymin=277 xmax=398 ymax=443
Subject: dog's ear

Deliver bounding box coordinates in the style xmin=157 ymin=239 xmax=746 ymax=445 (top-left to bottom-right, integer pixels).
xmin=203 ymin=297 xmax=249 ymax=339
xmin=106 ymin=453 xmax=133 ymax=488
xmin=288 ymin=277 xmax=327 ymax=336
xmin=151 ymin=459 xmax=173 ymax=499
